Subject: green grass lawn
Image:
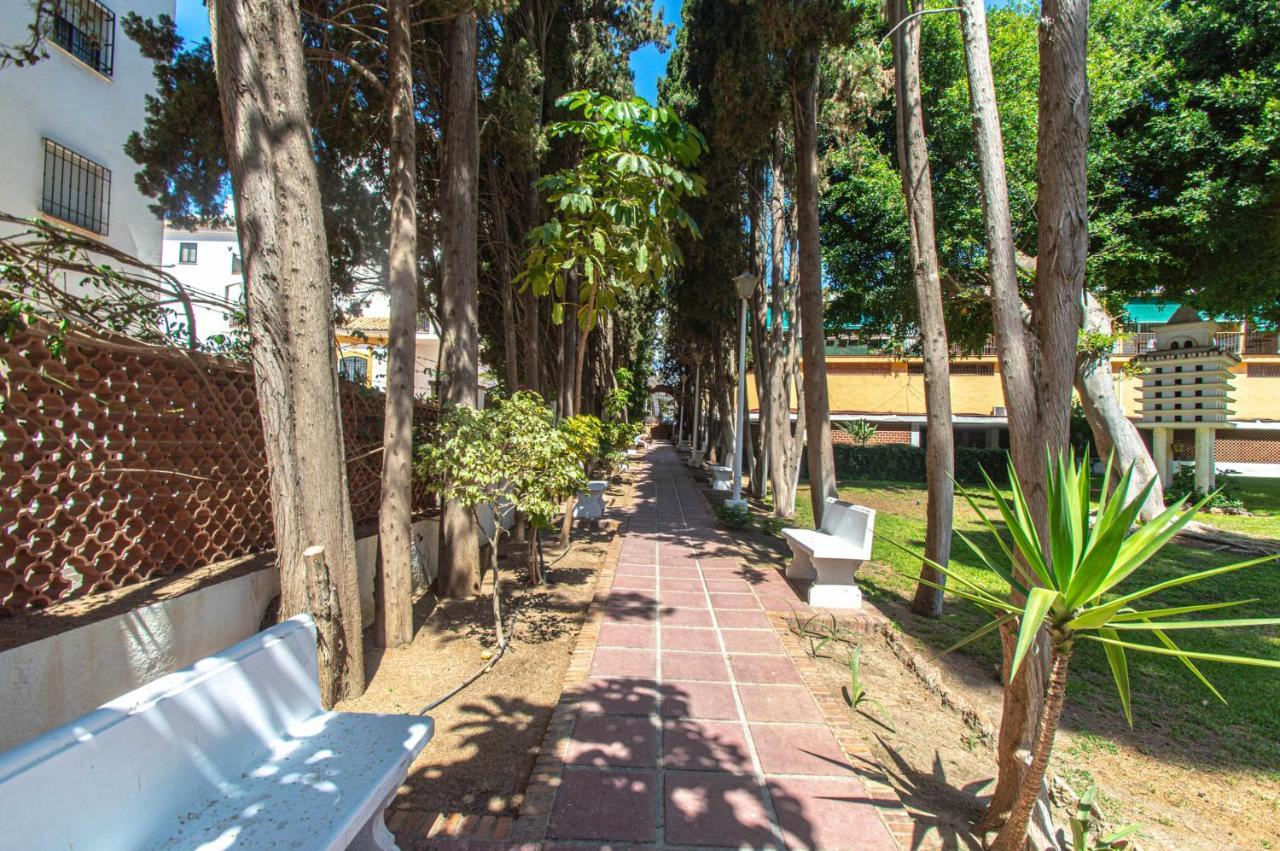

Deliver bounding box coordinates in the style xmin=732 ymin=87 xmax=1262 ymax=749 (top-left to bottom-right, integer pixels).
xmin=793 ymin=479 xmax=1280 ymax=773
xmin=1194 ymin=475 xmax=1280 ymax=538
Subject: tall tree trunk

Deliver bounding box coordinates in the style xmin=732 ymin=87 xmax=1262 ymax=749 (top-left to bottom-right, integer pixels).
xmin=437 ymin=8 xmax=482 ymax=599
xmin=1076 ymin=291 xmax=1165 ymax=519
xmin=790 ymin=48 xmax=837 ymax=527
xmin=958 ymin=0 xmax=1087 ymax=835
xmin=376 ymin=0 xmax=417 ymax=647
xmin=759 ymin=127 xmax=802 ymax=517
xmin=209 ymin=0 xmax=364 ymax=703
xmin=892 ymin=0 xmax=954 ymax=619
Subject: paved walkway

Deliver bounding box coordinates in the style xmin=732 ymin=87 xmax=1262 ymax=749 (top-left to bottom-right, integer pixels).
xmin=529 ymin=445 xmax=902 ymax=849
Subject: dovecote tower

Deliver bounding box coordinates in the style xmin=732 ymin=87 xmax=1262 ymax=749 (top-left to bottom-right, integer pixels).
xmin=1134 ymin=306 xmax=1239 ymax=492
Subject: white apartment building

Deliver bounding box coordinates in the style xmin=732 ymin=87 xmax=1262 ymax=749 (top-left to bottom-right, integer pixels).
xmin=161 ymin=221 xmax=243 ymax=341
xmin=0 ymin=0 xmax=173 ymax=265
xmin=162 ymin=221 xmax=443 ymax=395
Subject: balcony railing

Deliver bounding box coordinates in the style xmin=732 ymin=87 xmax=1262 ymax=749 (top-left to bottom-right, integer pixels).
xmin=51 ymin=0 xmax=115 ymax=77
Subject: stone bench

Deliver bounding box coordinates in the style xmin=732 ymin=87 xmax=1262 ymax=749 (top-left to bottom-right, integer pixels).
xmin=574 ymin=480 xmax=609 ymax=519
xmin=708 ymin=464 xmax=733 ymax=492
xmin=0 ymin=615 xmax=433 ymax=850
xmin=782 ymin=497 xmax=876 ymax=608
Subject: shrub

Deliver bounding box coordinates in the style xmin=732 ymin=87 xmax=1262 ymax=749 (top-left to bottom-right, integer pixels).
xmin=1164 ymin=465 xmax=1249 ymax=514
xmin=714 ymin=501 xmax=752 ymax=529
xmin=829 ymin=444 xmax=1010 ymax=485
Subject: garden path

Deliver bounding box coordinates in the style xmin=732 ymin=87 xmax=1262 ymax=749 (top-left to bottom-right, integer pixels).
xmin=405 ymin=443 xmax=908 ymax=849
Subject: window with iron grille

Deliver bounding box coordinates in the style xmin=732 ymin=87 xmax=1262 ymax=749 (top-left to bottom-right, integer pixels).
xmin=231 ymin=254 xmax=242 ymax=275
xmin=178 ymin=242 xmax=197 ymax=264
xmin=41 ymin=139 xmax=111 ymax=235
xmin=51 ymin=0 xmax=115 ymax=77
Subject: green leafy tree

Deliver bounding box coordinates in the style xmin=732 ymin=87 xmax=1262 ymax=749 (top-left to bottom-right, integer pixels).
xmin=519 ymin=90 xmax=707 ymax=412
xmin=903 ymin=453 xmax=1280 ymax=850
xmin=417 ymin=392 xmax=587 ymax=587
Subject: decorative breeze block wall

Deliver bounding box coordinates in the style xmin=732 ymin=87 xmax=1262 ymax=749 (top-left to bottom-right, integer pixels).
xmin=1 ymin=327 xmax=436 ymax=613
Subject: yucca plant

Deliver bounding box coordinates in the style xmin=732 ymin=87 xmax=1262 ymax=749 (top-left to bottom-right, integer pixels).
xmin=902 ymin=451 xmax=1280 ymax=851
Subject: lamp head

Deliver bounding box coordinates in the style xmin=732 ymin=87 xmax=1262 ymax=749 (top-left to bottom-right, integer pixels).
xmin=733 ymin=271 xmax=759 ymax=300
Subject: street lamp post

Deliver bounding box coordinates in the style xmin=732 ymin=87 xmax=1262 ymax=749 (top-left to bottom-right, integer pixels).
xmin=728 ymin=271 xmax=759 ymax=509
xmin=677 ymin=374 xmax=687 ymax=447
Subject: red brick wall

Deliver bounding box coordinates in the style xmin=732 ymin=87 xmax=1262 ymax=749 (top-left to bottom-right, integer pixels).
xmin=831 ymin=423 xmax=912 ymax=446
xmin=1164 ymin=428 xmax=1280 ymax=464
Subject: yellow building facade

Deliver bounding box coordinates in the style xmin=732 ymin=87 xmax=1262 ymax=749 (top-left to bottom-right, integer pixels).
xmin=747 ymin=331 xmax=1280 ymax=473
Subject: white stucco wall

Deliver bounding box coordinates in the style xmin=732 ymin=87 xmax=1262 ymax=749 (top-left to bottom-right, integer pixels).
xmin=0 ymin=518 xmax=439 ymax=754
xmin=0 ymin=0 xmax=173 ymax=265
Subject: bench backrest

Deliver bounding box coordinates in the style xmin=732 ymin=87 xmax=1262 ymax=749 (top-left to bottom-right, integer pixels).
xmin=819 ymin=498 xmax=875 ymax=546
xmin=0 ymin=616 xmax=323 ymax=850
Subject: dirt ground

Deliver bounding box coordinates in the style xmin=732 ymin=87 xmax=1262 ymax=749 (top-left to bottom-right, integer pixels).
xmin=336 ymin=475 xmax=634 ymax=817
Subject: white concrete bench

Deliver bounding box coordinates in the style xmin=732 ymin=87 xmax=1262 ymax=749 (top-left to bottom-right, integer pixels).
xmin=686 ymin=448 xmax=705 ymax=468
xmin=574 ymin=480 xmax=609 ymax=519
xmin=708 ymin=464 xmax=733 ymax=492
xmin=782 ymin=498 xmax=876 ymax=609
xmin=0 ymin=615 xmax=433 ymax=851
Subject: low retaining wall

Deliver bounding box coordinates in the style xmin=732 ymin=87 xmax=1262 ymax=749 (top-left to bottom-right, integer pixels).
xmin=0 ymin=518 xmax=439 ymax=754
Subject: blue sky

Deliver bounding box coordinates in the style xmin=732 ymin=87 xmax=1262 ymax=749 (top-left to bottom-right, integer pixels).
xmin=175 ymin=0 xmax=683 ymax=104
xmin=631 ymin=0 xmax=684 ymax=104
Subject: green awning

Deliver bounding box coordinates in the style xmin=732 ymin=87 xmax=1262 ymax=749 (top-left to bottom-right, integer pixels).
xmin=1123 ymin=300 xmax=1182 ymax=325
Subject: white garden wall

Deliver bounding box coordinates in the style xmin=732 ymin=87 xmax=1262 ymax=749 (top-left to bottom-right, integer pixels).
xmin=0 ymin=518 xmax=439 ymax=754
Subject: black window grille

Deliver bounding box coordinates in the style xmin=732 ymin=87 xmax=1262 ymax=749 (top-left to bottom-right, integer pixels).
xmin=339 ymin=356 xmax=369 ymax=386
xmin=179 ymin=242 xmax=197 ymax=264
xmin=231 ymin=254 xmax=243 ymax=275
xmin=41 ymin=139 xmax=111 ymax=235
xmin=51 ymin=0 xmax=115 ymax=77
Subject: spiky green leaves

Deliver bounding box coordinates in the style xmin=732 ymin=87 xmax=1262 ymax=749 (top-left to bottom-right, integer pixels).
xmin=900 ymin=451 xmax=1280 ymax=726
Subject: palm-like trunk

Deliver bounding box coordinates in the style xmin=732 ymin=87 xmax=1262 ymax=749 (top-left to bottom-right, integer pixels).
xmin=892 ymin=0 xmax=955 ymax=619
xmin=209 ymin=0 xmax=365 ymax=703
xmin=990 ymin=644 xmax=1073 ymax=851
xmin=438 ymin=8 xmax=482 ymax=598
xmin=958 ymin=0 xmax=1086 ymax=830
xmin=791 ymin=47 xmax=837 ymax=527
xmin=376 ymin=0 xmax=417 ymax=648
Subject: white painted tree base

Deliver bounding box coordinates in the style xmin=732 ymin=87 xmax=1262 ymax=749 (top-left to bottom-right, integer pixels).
xmin=808 ymin=583 xmax=863 ymax=609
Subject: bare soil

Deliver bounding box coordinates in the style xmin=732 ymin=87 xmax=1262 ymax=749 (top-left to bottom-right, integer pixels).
xmin=336 ymin=475 xmax=634 ymax=817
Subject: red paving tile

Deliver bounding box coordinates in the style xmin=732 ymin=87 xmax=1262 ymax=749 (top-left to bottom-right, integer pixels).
xmin=589 ymin=648 xmax=657 ymax=679
xmin=737 ymin=683 xmax=826 ymax=723
xmin=710 ymin=592 xmax=763 ymax=610
xmin=547 ymin=768 xmax=656 ymax=842
xmin=577 ymin=678 xmax=659 ymax=716
xmin=720 ymin=628 xmax=786 ymax=654
xmin=661 ymin=627 xmax=721 ymax=652
xmin=662 ymin=590 xmax=710 ymax=609
xmin=714 ymin=609 xmax=774 ymax=629
xmin=661 ymin=607 xmax=714 ymax=628
xmin=661 ymin=650 xmax=729 ymax=682
xmin=750 ymin=724 xmax=854 ymax=776
xmin=730 ymin=654 xmax=805 ymax=684
xmin=564 ymin=715 xmax=658 ymax=768
xmin=664 ymin=771 xmax=776 ymax=847
xmin=659 ymin=681 xmax=738 ymax=720
xmin=526 ymin=446 xmax=905 ymax=850
xmin=769 ymin=776 xmax=899 ymax=850
xmin=596 ymin=623 xmax=657 ymax=649
xmin=661 ymin=719 xmax=754 ymax=772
